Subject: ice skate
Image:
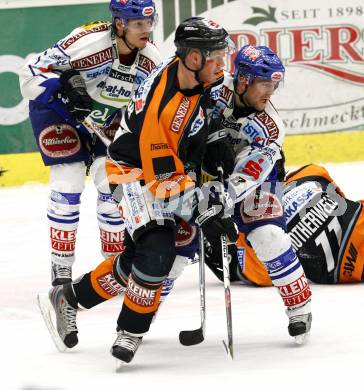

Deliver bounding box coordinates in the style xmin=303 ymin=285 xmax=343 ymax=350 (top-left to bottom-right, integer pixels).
xmin=288 ymin=313 xmax=312 ymax=344
xmin=37 ymin=284 xmax=78 ymax=351
xmin=51 ymin=262 xmax=72 ymax=286
xmin=111 ymin=330 xmax=143 ymax=365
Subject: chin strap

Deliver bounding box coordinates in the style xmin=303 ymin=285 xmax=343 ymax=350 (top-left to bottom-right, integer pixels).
xmin=178 ymin=48 xmax=207 ymax=85
xmin=113 ymin=24 xmax=136 ymax=52
xmin=118 ymin=31 xmax=136 ymax=51
xmin=233 ymin=77 xmax=253 ymax=111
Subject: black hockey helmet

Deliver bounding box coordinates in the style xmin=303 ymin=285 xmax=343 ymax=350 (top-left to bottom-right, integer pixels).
xmin=175 ymin=17 xmax=233 ymax=56
xmin=174 ymin=17 xmax=234 ymax=82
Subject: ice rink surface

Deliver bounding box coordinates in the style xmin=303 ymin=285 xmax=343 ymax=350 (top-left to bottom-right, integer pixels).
xmin=1 ymin=162 xmax=364 ymax=390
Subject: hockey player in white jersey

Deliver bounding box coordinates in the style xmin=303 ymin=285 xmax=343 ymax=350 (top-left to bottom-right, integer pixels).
xmin=19 ymin=0 xmax=161 ymax=286
xmin=203 ymin=45 xmax=312 ymax=342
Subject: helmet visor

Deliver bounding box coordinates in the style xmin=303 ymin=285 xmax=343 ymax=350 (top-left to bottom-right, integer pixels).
xmin=123 ymin=14 xmax=159 ymax=32
xmin=205 ymin=37 xmax=236 ymax=66
xmin=253 ymin=79 xmax=283 ymax=93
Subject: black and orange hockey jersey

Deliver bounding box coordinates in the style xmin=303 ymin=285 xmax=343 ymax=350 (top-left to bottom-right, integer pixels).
xmin=106 ymin=57 xmax=218 ymax=202
xmin=229 ymin=164 xmax=364 ymax=285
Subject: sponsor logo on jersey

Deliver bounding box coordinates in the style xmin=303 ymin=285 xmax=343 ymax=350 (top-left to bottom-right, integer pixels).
xmin=89 ymin=106 xmax=113 ymax=124
xmin=109 ymin=69 xmax=135 ymax=83
xmin=226 ymin=132 xmax=242 ymax=145
xmin=343 ymin=243 xmax=358 ymax=278
xmin=176 ymin=220 xmax=197 ymax=247
xmin=151 ymin=143 xmax=169 ymax=151
xmin=171 ymin=97 xmax=190 ymax=132
xmin=86 ymin=64 xmax=111 ymax=79
xmin=134 ymin=60 xmax=164 ymax=113
xmin=260 ymin=146 xmax=277 ymax=164
xmin=278 ymin=274 xmax=312 ymax=307
xmin=223 ymin=117 xmax=241 ymax=132
xmin=61 ymin=23 xmax=109 ymax=50
xmin=151 ymin=201 xmax=174 ymax=219
xmin=289 ymin=195 xmax=339 ymax=250
xmin=100 ymin=84 xmax=132 ymax=100
xmin=189 ymin=107 xmax=205 ymax=137
xmin=118 ymin=63 xmax=131 ymax=72
xmin=71 ymin=47 xmax=112 ymax=70
xmin=284 ymin=182 xmax=322 ymax=223
xmin=255 ymin=111 xmax=279 ymax=143
xmin=240 ymin=190 xmax=283 ymax=223
xmin=237 ymin=247 xmax=246 ymax=272
xmin=163 ymin=175 xmax=185 ymax=191
xmin=220 ymin=85 xmax=233 ymax=102
xmin=155 ymin=172 xmax=173 ymax=180
xmin=138 ymin=54 xmax=156 ymax=74
xmin=124 ymin=182 xmax=145 ymax=226
xmin=39 ymin=124 xmax=80 ymax=158
xmin=97 ymin=272 xmax=125 ymax=296
xmin=46 ymin=53 xmax=69 ymax=67
xmin=242 ymin=158 xmax=264 ymax=180
xmin=242 ymin=123 xmax=260 ymax=140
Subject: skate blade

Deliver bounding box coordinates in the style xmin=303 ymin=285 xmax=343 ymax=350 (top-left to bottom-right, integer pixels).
xmin=37 ymin=293 xmax=67 ymax=353
xmin=294 ymin=332 xmax=310 ymax=345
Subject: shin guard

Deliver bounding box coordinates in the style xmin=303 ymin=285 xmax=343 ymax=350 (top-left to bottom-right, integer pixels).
xmin=118 ymin=271 xmax=163 ymax=335
xmin=73 ymin=255 xmax=126 ymax=309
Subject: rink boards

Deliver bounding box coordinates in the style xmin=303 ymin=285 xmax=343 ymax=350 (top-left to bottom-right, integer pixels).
xmin=1 ymin=129 xmax=363 ymax=187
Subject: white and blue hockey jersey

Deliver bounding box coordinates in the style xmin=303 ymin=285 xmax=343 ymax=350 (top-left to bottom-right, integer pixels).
xmin=19 ymin=21 xmax=161 ymax=126
xmin=212 ymin=72 xmax=285 ymax=203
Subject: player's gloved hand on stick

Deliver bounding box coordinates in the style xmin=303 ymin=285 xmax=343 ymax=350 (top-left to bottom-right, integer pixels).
xmin=193 ymin=192 xmax=238 ymax=245
xmin=59 ymin=69 xmax=93 ymax=122
xmin=204 ymin=240 xmax=239 ymax=282
xmin=203 ymin=118 xmax=235 ymax=179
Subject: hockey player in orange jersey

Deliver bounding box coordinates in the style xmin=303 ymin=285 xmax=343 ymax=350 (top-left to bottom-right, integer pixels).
xmin=205 ymin=164 xmax=364 ymax=286
xmin=38 ymin=17 xmax=237 ymax=364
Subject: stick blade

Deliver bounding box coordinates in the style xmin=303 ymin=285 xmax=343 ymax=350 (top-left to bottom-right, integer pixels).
xmin=179 ymin=328 xmax=204 ymax=346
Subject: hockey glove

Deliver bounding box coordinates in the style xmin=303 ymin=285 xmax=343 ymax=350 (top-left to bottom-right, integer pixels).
xmin=205 ymin=240 xmax=240 ymax=282
xmin=59 ymin=69 xmax=93 ymax=122
xmin=194 ymin=196 xmax=238 ymax=245
xmin=202 ymin=118 xmax=235 ymax=179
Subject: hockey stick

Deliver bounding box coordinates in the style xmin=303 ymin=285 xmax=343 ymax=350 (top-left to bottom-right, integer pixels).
xmin=179 ymin=227 xmax=206 ymax=346
xmin=217 ymin=166 xmax=234 ymax=359
xmin=81 ymin=116 xmax=111 ymax=147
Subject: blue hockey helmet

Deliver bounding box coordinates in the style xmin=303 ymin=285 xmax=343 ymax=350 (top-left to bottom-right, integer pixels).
xmin=234 ymin=45 xmax=285 ymax=84
xmin=109 ymin=0 xmax=157 ymax=24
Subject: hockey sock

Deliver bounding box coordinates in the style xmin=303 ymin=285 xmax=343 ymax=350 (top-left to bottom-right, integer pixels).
xmin=118 ymin=271 xmax=163 ymax=335
xmin=48 ymin=191 xmax=80 ymax=267
xmin=72 ymin=255 xmax=126 ymax=308
xmin=97 ymin=190 xmax=125 ymax=258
